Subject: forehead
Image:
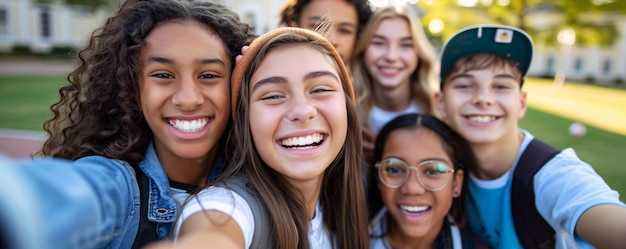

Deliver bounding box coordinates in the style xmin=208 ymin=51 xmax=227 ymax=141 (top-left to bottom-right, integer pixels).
xmin=384 ymin=128 xmax=448 ymax=160
xmin=251 ymin=44 xmax=339 ymax=83
xmin=372 ymin=17 xmax=410 ymax=38
xmin=299 ymin=0 xmax=358 ymax=24
xmin=141 ymin=21 xmax=230 ymax=64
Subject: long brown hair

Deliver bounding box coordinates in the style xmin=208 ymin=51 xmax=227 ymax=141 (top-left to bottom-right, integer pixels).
xmin=221 ymin=30 xmax=369 ymax=249
xmin=349 ymin=4 xmax=439 ymax=124
xmin=39 ymin=0 xmax=254 ymax=163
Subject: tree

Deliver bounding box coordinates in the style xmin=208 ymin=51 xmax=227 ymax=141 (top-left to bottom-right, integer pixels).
xmin=418 ymin=0 xmax=626 ymax=47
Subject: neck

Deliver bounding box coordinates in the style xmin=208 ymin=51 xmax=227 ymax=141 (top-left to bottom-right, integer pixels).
xmin=386 ymin=219 xmax=441 ymax=249
xmin=161 ymin=150 xmax=217 ymax=187
xmin=372 ymin=81 xmax=411 ymax=112
xmin=472 ymin=131 xmax=524 ymax=180
xmin=288 ymin=176 xmax=323 ymax=220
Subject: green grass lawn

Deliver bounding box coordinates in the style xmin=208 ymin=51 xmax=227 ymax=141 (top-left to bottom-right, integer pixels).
xmin=0 ymin=76 xmax=67 ymax=131
xmin=520 ymin=107 xmax=626 ymax=201
xmin=1 ymin=75 xmax=625 ymax=200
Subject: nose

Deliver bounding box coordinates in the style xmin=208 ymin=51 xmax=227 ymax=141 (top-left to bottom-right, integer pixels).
xmin=172 ymin=76 xmax=203 ymax=110
xmin=400 ymin=169 xmax=427 ymax=195
xmin=285 ymin=95 xmax=316 ymax=123
xmin=472 ymin=87 xmax=493 ymax=107
xmin=384 ymin=44 xmax=399 ymax=61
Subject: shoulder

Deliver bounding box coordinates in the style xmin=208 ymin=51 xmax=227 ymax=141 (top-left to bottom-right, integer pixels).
xmin=75 ymin=155 xmax=135 ymax=173
xmin=178 ymin=184 xmax=255 ymax=247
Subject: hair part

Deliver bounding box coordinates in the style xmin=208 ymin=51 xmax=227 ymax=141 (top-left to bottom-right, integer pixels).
xmin=39 ymin=0 xmax=254 ymax=163
xmin=349 ymin=4 xmax=439 ymax=124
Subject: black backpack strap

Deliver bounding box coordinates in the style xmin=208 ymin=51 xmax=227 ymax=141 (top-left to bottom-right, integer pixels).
xmin=220 ymin=176 xmax=274 ymax=249
xmin=131 ymin=166 xmax=159 ymax=249
xmin=512 ymin=138 xmax=560 ymax=249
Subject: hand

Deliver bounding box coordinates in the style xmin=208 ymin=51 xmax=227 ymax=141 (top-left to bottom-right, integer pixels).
xmin=235 ymin=45 xmax=250 ymax=64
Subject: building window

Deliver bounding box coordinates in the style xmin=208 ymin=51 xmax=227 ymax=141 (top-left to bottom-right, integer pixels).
xmin=602 ymin=59 xmax=611 ymax=74
xmin=574 ymin=57 xmax=583 ymax=73
xmin=40 ymin=6 xmax=51 ymax=39
xmin=0 ymin=8 xmax=7 ymax=36
xmin=546 ymin=56 xmax=554 ymax=74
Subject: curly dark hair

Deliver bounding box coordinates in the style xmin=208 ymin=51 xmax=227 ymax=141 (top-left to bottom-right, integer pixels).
xmin=39 ymin=0 xmax=255 ymax=164
xmin=279 ymin=0 xmax=373 ymax=32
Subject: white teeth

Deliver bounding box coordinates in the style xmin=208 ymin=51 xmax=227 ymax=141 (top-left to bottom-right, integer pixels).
xmin=469 ymin=115 xmax=495 ymax=123
xmin=400 ymin=205 xmax=428 ymax=213
xmin=281 ymin=133 xmax=323 ymax=148
xmin=380 ymin=67 xmax=400 ymax=74
xmin=168 ymin=118 xmax=208 ymax=132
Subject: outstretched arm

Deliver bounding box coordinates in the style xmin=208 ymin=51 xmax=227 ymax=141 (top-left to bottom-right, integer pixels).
xmin=576 ymin=204 xmax=626 ymax=249
xmin=146 ymin=211 xmax=244 ymax=249
xmin=0 ymin=155 xmax=138 ymax=249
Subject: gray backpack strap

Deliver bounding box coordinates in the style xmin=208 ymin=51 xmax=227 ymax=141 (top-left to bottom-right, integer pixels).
xmin=219 ymin=176 xmax=275 ymax=249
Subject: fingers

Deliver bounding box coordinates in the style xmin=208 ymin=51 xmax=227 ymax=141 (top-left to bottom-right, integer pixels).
xmin=235 ymin=45 xmax=250 ymax=64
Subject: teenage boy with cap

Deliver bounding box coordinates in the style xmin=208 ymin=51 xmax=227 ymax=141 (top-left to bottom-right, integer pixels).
xmin=435 ymin=24 xmax=626 ymax=249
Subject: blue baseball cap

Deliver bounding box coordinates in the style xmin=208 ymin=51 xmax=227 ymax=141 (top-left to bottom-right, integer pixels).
xmin=439 ymin=24 xmax=534 ymax=89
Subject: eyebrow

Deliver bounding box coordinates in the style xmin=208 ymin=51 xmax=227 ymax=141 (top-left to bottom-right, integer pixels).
xmin=252 ymin=70 xmax=340 ymax=92
xmin=448 ymin=73 xmax=516 ymax=82
xmin=371 ymin=34 xmax=412 ymax=41
xmin=306 ymin=16 xmax=357 ymax=28
xmin=145 ymin=56 xmax=226 ymax=67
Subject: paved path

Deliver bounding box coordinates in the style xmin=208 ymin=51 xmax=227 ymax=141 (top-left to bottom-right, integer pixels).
xmin=0 ymin=129 xmax=47 ymax=158
xmin=0 ymin=59 xmax=74 ymax=76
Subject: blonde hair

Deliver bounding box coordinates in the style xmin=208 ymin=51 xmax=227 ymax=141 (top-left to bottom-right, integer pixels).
xmin=349 ymin=4 xmax=439 ymax=124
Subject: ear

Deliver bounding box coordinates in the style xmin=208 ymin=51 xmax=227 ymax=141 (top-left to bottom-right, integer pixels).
xmin=287 ymin=21 xmax=298 ymax=27
xmin=452 ymin=169 xmax=464 ymax=198
xmin=518 ymin=90 xmax=527 ymax=120
xmin=434 ymin=91 xmax=447 ymax=120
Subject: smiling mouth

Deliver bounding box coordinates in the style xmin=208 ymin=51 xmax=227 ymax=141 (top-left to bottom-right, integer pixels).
xmin=280 ymin=133 xmax=324 ymax=149
xmin=400 ymin=205 xmax=430 ymax=214
xmin=466 ymin=115 xmax=497 ymax=123
xmin=168 ymin=118 xmax=209 ymax=132
xmin=379 ymin=67 xmax=401 ymax=75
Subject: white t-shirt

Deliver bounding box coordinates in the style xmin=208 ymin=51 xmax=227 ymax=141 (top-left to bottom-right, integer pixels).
xmin=175 ymin=186 xmax=333 ymax=249
xmin=368 ymin=102 xmax=421 ymax=135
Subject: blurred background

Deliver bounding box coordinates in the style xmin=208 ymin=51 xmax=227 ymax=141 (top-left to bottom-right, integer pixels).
xmin=0 ymin=0 xmax=625 ymax=198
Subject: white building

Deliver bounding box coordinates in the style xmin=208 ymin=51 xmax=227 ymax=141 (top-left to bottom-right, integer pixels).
xmin=1 ymin=0 xmax=624 ymax=83
xmin=0 ymin=0 xmax=110 ymax=53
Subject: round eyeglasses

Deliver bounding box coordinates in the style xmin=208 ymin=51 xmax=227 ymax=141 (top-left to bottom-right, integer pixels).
xmin=375 ymin=158 xmax=455 ymax=191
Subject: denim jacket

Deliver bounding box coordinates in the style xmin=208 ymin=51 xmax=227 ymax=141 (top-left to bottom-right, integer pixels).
xmin=0 ymin=142 xmax=224 ymax=249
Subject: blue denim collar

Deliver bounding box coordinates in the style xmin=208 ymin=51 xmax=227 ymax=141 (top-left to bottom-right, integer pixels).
xmin=138 ymin=142 xmax=178 ymax=223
